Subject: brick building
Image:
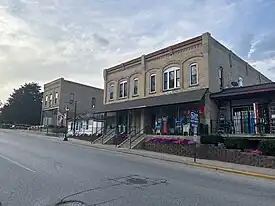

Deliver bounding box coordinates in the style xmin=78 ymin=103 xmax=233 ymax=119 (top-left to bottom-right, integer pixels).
xmin=41 ymin=78 xmax=104 ymax=127
xmin=96 ymin=32 xmax=271 ymax=145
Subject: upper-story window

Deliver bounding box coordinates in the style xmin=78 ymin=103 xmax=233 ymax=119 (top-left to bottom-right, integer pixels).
xmin=69 ymin=93 xmax=74 ymax=104
xmin=218 ymin=67 xmax=224 ymax=89
xmin=133 ymin=78 xmax=139 ymax=96
xmin=49 ymin=94 xmax=53 ymax=106
xmin=109 ymin=84 xmax=114 ymax=100
xmin=55 ymin=92 xmax=58 ymax=104
xmin=163 ymin=67 xmax=180 ymax=90
xmin=190 ymin=63 xmax=198 ymax=86
xmin=119 ymin=80 xmax=128 ymax=98
xmin=238 ymin=77 xmax=243 ymax=87
xmin=149 ymin=74 xmax=156 ymax=93
xmin=91 ymin=97 xmax=96 ymax=108
xmin=45 ymin=96 xmax=48 ymax=106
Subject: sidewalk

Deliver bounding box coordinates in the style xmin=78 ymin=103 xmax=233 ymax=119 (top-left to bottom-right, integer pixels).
xmin=17 ymin=130 xmax=275 ymax=180
xmin=69 ymin=138 xmax=275 ymax=180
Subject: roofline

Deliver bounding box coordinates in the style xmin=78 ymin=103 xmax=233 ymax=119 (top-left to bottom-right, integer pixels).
xmin=105 ymin=33 xmax=205 ymax=72
xmin=63 ymin=79 xmax=103 ymax=91
xmin=211 ymin=82 xmax=275 ymax=99
xmin=44 ymin=77 xmax=103 ymax=91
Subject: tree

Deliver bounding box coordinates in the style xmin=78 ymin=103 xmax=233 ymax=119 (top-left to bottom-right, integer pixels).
xmin=1 ymin=83 xmax=42 ymax=125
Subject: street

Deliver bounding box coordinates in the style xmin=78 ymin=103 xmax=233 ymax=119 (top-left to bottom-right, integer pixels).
xmin=0 ymin=130 xmax=274 ymax=206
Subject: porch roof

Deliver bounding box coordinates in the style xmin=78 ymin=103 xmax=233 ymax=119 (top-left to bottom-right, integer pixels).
xmin=99 ymin=88 xmax=208 ymax=113
xmin=211 ymin=82 xmax=275 ymax=99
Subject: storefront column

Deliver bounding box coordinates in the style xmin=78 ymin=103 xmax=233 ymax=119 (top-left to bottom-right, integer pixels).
xmin=140 ymin=109 xmax=144 ymax=133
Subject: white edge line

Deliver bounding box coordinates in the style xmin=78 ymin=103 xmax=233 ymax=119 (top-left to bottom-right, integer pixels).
xmin=0 ymin=154 xmax=36 ymax=173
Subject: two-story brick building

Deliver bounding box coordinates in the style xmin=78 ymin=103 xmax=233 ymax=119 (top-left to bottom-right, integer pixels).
xmin=41 ymin=78 xmax=104 ymax=127
xmin=98 ymin=32 xmax=271 ymax=143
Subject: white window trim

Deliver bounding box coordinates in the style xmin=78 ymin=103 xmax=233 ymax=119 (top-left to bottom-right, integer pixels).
xmin=109 ymin=84 xmax=114 ymax=100
xmin=163 ymin=67 xmax=180 ymax=91
xmin=133 ymin=78 xmax=139 ymax=96
xmin=119 ymin=80 xmax=128 ymax=98
xmin=149 ymin=74 xmax=156 ymax=93
xmin=189 ymin=63 xmax=199 ymax=86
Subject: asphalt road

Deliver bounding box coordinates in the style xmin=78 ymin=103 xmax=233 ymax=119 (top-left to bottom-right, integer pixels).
xmin=0 ymin=130 xmax=274 ymax=206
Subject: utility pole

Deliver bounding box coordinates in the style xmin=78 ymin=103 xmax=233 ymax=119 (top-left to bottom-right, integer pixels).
xmin=63 ymin=106 xmax=69 ymax=141
xmin=73 ymin=101 xmax=77 ymax=136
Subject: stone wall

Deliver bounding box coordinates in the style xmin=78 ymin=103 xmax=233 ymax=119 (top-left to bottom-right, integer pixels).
xmin=143 ymin=142 xmax=275 ymax=169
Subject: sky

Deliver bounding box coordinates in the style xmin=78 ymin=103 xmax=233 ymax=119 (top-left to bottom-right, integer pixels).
xmin=0 ymin=0 xmax=275 ymax=102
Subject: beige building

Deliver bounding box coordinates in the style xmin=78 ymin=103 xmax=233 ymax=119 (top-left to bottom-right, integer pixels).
xmin=41 ymin=78 xmax=104 ymax=126
xmin=100 ymin=32 xmax=271 ymax=138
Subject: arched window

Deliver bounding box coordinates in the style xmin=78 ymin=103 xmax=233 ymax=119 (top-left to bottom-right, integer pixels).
xmin=163 ymin=67 xmax=180 ymax=90
xmin=189 ymin=63 xmax=198 ymax=86
xmin=149 ymin=74 xmax=156 ymax=93
xmin=133 ymin=78 xmax=139 ymax=96
xmin=109 ymin=84 xmax=114 ymax=100
xmin=119 ymin=80 xmax=128 ymax=98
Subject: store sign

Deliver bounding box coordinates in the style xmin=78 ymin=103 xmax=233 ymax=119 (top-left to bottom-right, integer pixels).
xmin=190 ymin=111 xmax=199 ymax=127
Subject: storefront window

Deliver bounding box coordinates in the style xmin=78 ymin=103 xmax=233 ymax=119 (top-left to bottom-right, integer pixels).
xmin=147 ymin=104 xmax=200 ymax=136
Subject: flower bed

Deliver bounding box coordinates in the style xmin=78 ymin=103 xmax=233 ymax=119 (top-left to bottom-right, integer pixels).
xmin=143 ymin=138 xmax=275 ymax=169
xmin=146 ymin=138 xmax=195 ymax=145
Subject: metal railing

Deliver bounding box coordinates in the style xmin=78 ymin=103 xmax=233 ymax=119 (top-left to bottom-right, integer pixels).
xmin=211 ymin=117 xmax=270 ymax=135
xmin=129 ymin=125 xmax=150 ymax=149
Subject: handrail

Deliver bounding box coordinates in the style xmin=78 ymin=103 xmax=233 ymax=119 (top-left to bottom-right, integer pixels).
xmin=101 ymin=128 xmax=115 ymax=144
xmin=95 ymin=126 xmax=104 ymax=135
xmin=129 ymin=125 xmax=150 ymax=148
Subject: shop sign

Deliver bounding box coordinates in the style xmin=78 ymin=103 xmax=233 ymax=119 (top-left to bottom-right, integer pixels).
xmin=190 ymin=111 xmax=199 ymax=127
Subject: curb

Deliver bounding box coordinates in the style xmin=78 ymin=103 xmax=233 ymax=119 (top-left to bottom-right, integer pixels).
xmin=17 ymin=131 xmax=275 ymax=181
xmin=76 ymin=143 xmax=275 ymax=181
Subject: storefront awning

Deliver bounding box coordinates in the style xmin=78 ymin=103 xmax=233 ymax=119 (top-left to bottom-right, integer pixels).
xmin=211 ymin=82 xmax=275 ymax=100
xmin=98 ymin=88 xmax=207 ymax=113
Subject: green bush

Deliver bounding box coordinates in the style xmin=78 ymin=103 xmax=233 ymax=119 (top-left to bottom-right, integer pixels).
xmin=224 ymin=138 xmax=259 ymax=151
xmin=259 ymin=140 xmax=275 ymax=156
xmin=200 ymin=135 xmax=224 ymax=145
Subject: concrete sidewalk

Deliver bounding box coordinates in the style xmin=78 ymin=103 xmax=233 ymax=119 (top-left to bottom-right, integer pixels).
xmin=69 ymin=138 xmax=275 ymax=180
xmin=16 ymin=130 xmax=275 ymax=180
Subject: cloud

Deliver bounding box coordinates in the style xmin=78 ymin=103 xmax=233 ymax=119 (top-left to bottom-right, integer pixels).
xmin=0 ymin=0 xmax=274 ymax=101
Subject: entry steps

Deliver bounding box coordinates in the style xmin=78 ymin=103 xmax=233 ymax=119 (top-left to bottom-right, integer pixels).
xmin=118 ymin=134 xmax=145 ymax=149
xmin=92 ymin=129 xmax=115 ymax=144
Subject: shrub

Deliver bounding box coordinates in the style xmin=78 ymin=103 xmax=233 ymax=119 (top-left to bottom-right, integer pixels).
xmin=200 ymin=135 xmax=224 ymax=145
xmin=224 ymin=138 xmax=259 ymax=151
xmin=259 ymin=140 xmax=275 ymax=156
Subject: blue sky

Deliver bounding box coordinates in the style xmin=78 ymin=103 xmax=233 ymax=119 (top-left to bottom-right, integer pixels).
xmin=0 ymin=0 xmax=275 ymax=100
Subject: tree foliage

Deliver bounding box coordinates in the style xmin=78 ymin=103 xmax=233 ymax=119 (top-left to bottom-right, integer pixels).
xmin=1 ymin=83 xmax=42 ymax=125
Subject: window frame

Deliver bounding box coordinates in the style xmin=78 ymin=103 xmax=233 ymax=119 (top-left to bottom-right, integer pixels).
xmin=91 ymin=97 xmax=96 ymax=108
xmin=119 ymin=80 xmax=128 ymax=98
xmin=163 ymin=67 xmax=181 ymax=91
xmin=189 ymin=63 xmax=199 ymax=86
xmin=54 ymin=92 xmax=58 ymax=104
xmin=49 ymin=94 xmax=53 ymax=106
xmin=133 ymin=78 xmax=139 ymax=96
xmin=69 ymin=93 xmax=74 ymax=104
xmin=149 ymin=74 xmax=156 ymax=93
xmin=45 ymin=96 xmax=48 ymax=106
xmin=109 ymin=84 xmax=114 ymax=100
